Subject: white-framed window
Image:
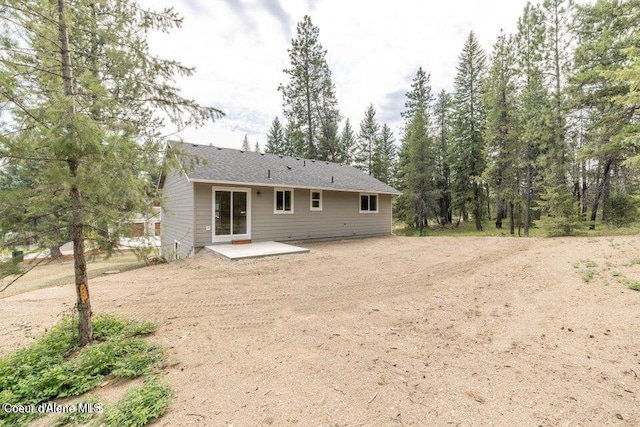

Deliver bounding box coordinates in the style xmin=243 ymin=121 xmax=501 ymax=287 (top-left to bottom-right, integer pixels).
xmin=310 ymin=190 xmax=322 ymax=211
xmin=274 ymin=188 xmax=294 ymax=214
xmin=359 ymin=193 xmax=378 ymax=213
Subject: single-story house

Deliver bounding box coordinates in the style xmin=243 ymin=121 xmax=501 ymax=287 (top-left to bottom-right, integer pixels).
xmin=160 ymin=143 xmax=400 ymax=259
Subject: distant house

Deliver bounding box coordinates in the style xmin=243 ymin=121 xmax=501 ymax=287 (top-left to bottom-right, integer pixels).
xmin=127 ymin=205 xmax=161 ymax=238
xmin=160 ymin=143 xmax=400 ymax=259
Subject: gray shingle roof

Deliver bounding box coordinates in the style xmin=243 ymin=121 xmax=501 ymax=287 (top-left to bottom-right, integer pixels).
xmin=176 ymin=143 xmax=400 ymax=195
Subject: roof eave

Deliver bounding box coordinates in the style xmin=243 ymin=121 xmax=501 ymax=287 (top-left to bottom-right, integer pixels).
xmin=188 ymin=178 xmax=401 ymax=195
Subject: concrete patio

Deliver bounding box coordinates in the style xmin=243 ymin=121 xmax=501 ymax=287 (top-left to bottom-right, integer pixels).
xmin=205 ymin=241 xmax=309 ymax=260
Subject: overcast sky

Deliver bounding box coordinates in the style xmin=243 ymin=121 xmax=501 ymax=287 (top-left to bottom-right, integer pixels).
xmin=141 ymin=0 xmax=583 ymax=151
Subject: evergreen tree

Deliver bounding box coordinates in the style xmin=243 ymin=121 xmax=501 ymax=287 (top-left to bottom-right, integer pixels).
xmin=372 ymin=124 xmax=396 ymax=184
xmin=338 ymin=119 xmax=357 ymax=164
xmin=483 ymin=31 xmax=521 ymax=232
xmin=279 ymin=15 xmax=340 ymax=159
xmin=401 ymin=67 xmax=434 ymax=125
xmin=0 ymin=0 xmax=221 ymax=345
xmin=355 ymin=104 xmax=380 ymax=174
xmin=284 ymin=120 xmax=305 ymax=157
xmin=405 ymin=102 xmax=435 ymax=234
xmin=449 ymin=31 xmax=487 ymax=230
xmin=541 ymin=0 xmax=576 ymax=223
xmin=571 ymin=0 xmax=640 ymax=228
xmin=265 ymin=117 xmax=286 ymax=155
xmin=242 ymin=135 xmax=251 ymax=151
xmin=433 ymin=90 xmax=454 ymax=224
xmin=516 ymin=2 xmax=549 ymax=235
xmin=255 ymin=142 xmax=261 ymax=153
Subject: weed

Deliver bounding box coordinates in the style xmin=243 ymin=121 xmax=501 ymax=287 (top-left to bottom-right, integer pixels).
xmin=584 ymin=260 xmax=598 ymax=268
xmin=104 ymin=376 xmax=172 ymax=427
xmin=0 ymin=315 xmax=166 ymax=427
xmin=612 ymin=271 xmax=622 ymax=277
xmin=582 ymin=269 xmax=595 ymax=283
xmin=630 ymin=258 xmax=640 ymax=265
xmin=50 ymin=395 xmax=100 ymax=427
xmin=628 ymin=281 xmax=640 ymax=291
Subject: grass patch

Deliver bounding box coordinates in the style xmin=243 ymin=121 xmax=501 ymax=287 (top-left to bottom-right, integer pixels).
xmin=0 ymin=314 xmax=168 ymax=427
xmin=628 ymin=281 xmax=640 ymax=291
xmin=393 ymin=218 xmax=640 ymax=238
xmin=582 ymin=269 xmax=595 ymax=283
xmin=104 ymin=376 xmax=172 ymax=427
xmin=630 ymin=258 xmax=640 ymax=265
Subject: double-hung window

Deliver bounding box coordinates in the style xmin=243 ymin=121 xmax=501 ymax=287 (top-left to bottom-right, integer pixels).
xmin=310 ymin=190 xmax=322 ymax=211
xmin=274 ymin=188 xmax=294 ymax=214
xmin=359 ymin=193 xmax=378 ymax=213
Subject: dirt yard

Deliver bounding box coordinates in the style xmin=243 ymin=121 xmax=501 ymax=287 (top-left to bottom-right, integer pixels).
xmin=1 ymin=236 xmax=640 ymax=426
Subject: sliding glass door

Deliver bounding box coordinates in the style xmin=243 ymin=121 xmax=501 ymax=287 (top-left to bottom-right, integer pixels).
xmin=213 ymin=187 xmax=251 ymax=242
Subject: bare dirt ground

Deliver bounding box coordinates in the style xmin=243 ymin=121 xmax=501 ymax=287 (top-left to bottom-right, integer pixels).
xmin=1 ymin=235 xmax=640 ymax=426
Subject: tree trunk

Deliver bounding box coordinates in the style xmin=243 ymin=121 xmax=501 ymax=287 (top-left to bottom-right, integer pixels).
xmin=581 ymin=159 xmax=588 ymax=219
xmin=509 ymin=201 xmax=515 ymax=235
xmin=58 ymin=0 xmax=92 ymax=346
xmin=524 ymin=163 xmax=532 ymax=236
xmin=50 ymin=244 xmax=63 ymax=260
xmin=462 ymin=205 xmax=469 ymax=223
xmin=473 ymin=182 xmax=483 ymax=231
xmin=486 ymin=183 xmax=491 ymax=221
xmin=589 ymin=158 xmax=613 ymax=230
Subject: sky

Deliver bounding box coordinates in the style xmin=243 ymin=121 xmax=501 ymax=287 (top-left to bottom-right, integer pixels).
xmin=140 ymin=0 xmax=577 ymax=151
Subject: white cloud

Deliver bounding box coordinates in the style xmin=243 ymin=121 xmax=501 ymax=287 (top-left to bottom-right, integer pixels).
xmin=140 ymin=0 xmax=585 ymax=150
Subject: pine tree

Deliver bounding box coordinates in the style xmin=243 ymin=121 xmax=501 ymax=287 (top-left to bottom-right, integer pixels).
xmin=254 ymin=142 xmax=261 ymax=153
xmin=0 ymin=0 xmax=221 ymax=345
xmin=405 ymin=103 xmax=435 ymax=234
xmin=449 ymin=31 xmax=487 ymax=230
xmin=242 ymin=135 xmax=251 ymax=151
xmin=279 ymin=15 xmax=340 ymax=159
xmin=265 ymin=117 xmax=286 ymax=155
xmin=483 ymin=31 xmax=520 ymax=232
xmin=401 ymin=67 xmax=434 ymax=125
xmin=571 ymin=0 xmax=640 ymax=228
xmin=372 ymin=124 xmax=396 ymax=184
xmin=433 ymin=90 xmax=454 ymax=224
xmin=516 ymin=2 xmax=549 ymax=235
xmin=284 ymin=120 xmax=305 ymax=157
xmin=541 ymin=0 xmax=576 ymax=223
xmin=338 ymin=119 xmax=357 ymax=164
xmin=355 ymin=104 xmax=380 ymax=174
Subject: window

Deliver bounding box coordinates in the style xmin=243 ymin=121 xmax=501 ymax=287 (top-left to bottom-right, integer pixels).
xmin=310 ymin=190 xmax=322 ymax=211
xmin=274 ymin=188 xmax=294 ymax=214
xmin=359 ymin=193 xmax=378 ymax=213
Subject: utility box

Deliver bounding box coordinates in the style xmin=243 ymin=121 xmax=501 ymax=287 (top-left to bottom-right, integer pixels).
xmin=11 ymin=250 xmax=24 ymax=263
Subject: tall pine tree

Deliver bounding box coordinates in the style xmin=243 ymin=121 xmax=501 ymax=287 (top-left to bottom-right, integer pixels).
xmin=449 ymin=31 xmax=487 ymax=230
xmin=265 ymin=117 xmax=286 ymax=155
xmin=355 ymin=104 xmax=380 ymax=174
xmin=279 ymin=15 xmax=340 ymax=159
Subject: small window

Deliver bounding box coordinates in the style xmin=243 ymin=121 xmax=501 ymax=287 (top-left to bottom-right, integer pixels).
xmin=310 ymin=190 xmax=322 ymax=211
xmin=359 ymin=193 xmax=378 ymax=213
xmin=274 ymin=188 xmax=294 ymax=214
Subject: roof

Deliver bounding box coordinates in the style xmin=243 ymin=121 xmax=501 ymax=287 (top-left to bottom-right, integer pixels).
xmin=172 ymin=143 xmax=401 ymax=195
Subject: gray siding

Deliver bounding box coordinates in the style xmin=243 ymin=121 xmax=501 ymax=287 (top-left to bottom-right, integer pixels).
xmin=161 ymin=171 xmax=194 ymax=259
xmin=193 ymin=182 xmax=392 ymax=246
xmin=194 ymin=183 xmax=213 ymax=246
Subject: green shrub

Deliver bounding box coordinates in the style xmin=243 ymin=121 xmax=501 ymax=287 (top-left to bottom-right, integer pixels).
xmin=105 ymin=376 xmax=172 ymax=427
xmin=0 ymin=315 xmax=164 ymax=427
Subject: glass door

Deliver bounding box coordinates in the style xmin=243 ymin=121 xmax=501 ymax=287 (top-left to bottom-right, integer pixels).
xmin=213 ymin=188 xmax=251 ymax=242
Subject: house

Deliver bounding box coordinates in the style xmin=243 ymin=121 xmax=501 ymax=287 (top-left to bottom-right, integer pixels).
xmin=160 ymin=143 xmax=400 ymax=259
xmin=127 ymin=205 xmax=161 ymax=238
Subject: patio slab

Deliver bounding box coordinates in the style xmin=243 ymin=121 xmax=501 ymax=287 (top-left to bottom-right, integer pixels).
xmin=205 ymin=241 xmax=309 ymax=260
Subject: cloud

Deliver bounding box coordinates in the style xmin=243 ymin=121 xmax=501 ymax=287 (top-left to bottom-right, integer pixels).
xmin=179 ymin=0 xmax=209 ymax=15
xmin=222 ymin=0 xmax=254 ymax=28
xmin=378 ymin=89 xmax=406 ymax=126
xmin=260 ymin=0 xmax=292 ymax=39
